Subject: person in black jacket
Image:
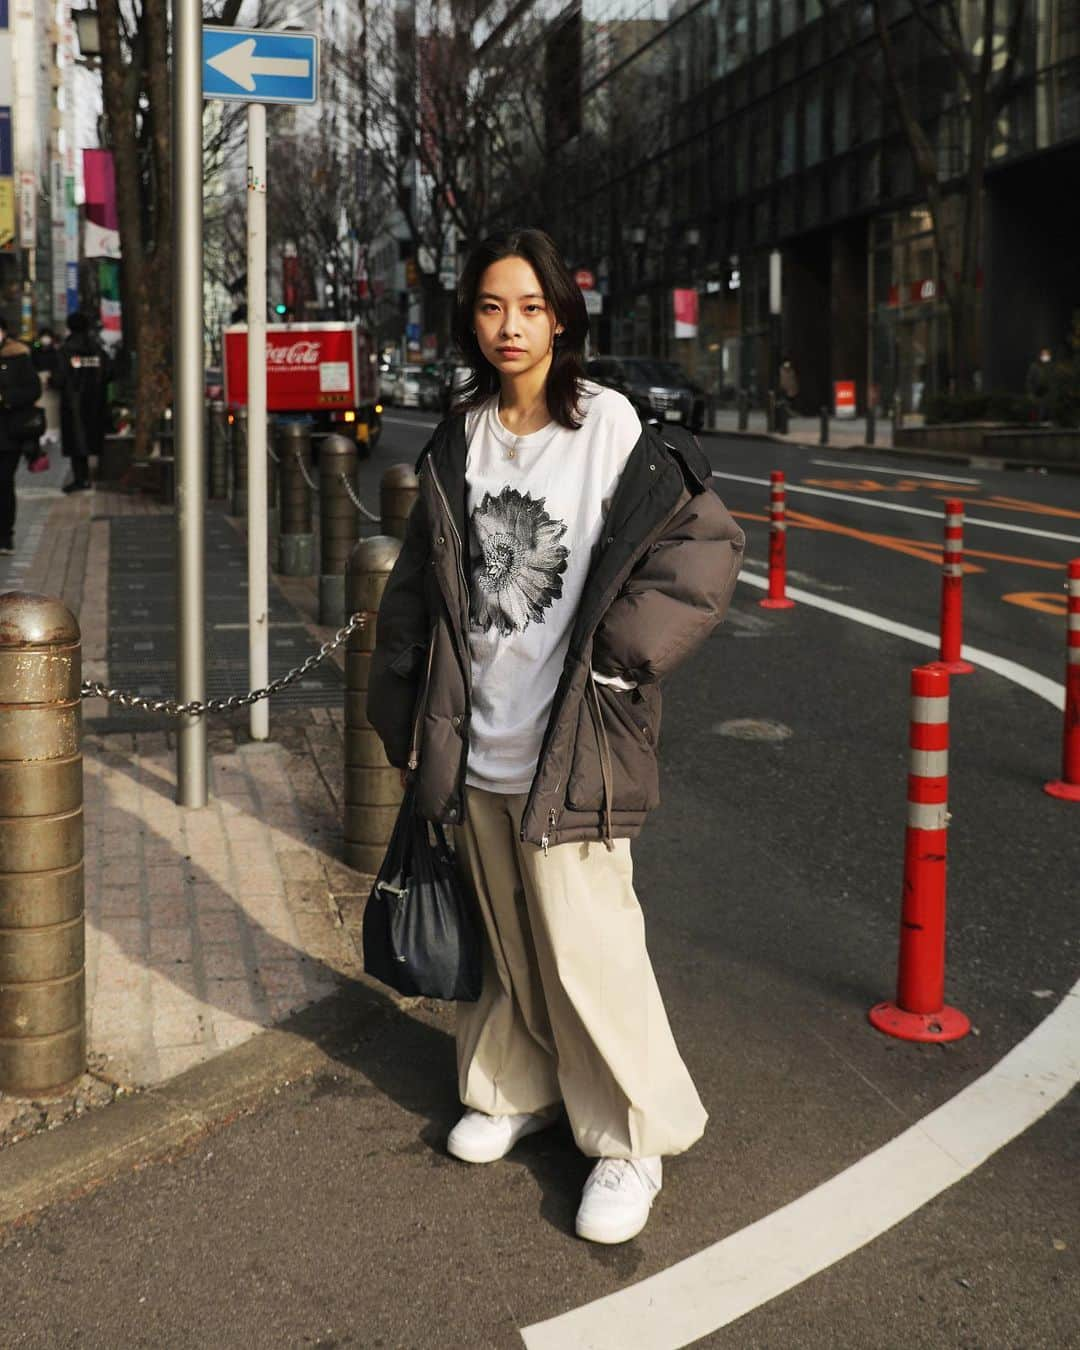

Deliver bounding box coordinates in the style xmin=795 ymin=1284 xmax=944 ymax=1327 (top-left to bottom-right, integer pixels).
xmin=54 ymin=312 xmax=111 ymax=493
xmin=0 ymin=314 xmax=44 ymax=554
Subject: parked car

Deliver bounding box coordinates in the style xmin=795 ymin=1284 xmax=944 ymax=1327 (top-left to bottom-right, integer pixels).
xmin=397 ymin=368 xmax=423 ymax=408
xmin=585 ymin=356 xmax=706 ymax=432
xmin=378 ymin=365 xmax=401 ymax=403
xmin=441 ymin=363 xmax=471 ymax=414
xmin=417 ymin=369 xmax=443 ymax=411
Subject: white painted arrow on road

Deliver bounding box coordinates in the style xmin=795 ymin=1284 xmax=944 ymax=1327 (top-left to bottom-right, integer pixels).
xmin=206 ymin=38 xmax=310 ymax=92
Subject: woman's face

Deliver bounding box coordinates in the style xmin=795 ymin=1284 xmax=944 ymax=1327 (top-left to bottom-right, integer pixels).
xmin=472 ymin=255 xmax=563 ymax=381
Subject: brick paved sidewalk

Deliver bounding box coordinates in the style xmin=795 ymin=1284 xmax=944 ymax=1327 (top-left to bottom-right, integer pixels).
xmin=2 ymin=470 xmax=372 ymax=1138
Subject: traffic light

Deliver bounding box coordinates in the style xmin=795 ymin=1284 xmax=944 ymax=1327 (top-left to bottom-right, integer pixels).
xmin=274 ymin=303 xmax=287 ymax=316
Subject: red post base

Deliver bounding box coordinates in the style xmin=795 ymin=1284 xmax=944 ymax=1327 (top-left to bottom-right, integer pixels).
xmin=759 ymin=597 xmax=796 ymax=609
xmin=868 ymin=1001 xmax=971 ymax=1043
xmin=1043 ymin=779 xmax=1080 ymax=802
xmin=934 ymin=658 xmax=975 ymax=675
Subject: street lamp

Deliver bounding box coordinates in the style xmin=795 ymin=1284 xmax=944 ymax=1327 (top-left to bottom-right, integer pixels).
xmin=72 ymin=9 xmax=101 ymax=62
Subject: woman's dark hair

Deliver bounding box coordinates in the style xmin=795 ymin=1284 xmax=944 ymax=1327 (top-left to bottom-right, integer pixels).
xmin=451 ymin=227 xmax=589 ymax=429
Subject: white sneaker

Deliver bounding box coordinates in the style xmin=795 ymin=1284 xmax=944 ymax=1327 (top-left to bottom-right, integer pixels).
xmin=575 ymin=1157 xmax=663 ymax=1244
xmin=447 ymin=1108 xmax=557 ymax=1164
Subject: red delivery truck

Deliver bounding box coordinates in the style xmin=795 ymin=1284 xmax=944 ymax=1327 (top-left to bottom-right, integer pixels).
xmin=223 ymin=321 xmax=382 ymax=453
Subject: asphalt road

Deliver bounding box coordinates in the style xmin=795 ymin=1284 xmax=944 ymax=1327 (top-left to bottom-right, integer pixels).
xmin=0 ymin=416 xmax=1076 ymax=1348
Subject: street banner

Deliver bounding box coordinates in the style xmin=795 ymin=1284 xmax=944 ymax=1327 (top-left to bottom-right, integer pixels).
xmin=83 ymin=149 xmax=121 ymax=258
xmin=98 ymin=259 xmax=122 ymax=350
xmin=0 ymin=177 xmax=13 ymax=251
xmin=673 ymin=288 xmax=699 ymax=339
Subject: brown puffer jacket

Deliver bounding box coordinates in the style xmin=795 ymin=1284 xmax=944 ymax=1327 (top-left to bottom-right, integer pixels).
xmin=367 ymin=413 xmax=745 ymax=849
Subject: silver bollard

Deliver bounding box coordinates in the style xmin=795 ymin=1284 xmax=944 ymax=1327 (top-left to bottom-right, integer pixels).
xmin=0 ymin=592 xmax=86 ymax=1096
xmin=318 ymin=434 xmax=359 ymax=626
xmin=344 ymin=537 xmax=404 ymax=873
xmin=276 ymin=422 xmax=315 ymax=576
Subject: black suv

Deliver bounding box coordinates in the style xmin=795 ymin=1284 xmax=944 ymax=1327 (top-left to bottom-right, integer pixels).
xmin=585 ymin=356 xmax=706 ymax=432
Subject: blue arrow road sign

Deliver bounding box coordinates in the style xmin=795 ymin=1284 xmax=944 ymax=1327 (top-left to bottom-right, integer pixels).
xmin=203 ymin=27 xmax=319 ymax=105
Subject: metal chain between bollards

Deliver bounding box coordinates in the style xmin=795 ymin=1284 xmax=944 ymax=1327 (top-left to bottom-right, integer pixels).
xmin=338 ymin=472 xmax=380 ymax=522
xmin=294 ymin=445 xmax=319 ymax=491
xmin=81 ymin=612 xmax=367 ymax=718
xmin=292 ymin=446 xmax=380 ymax=523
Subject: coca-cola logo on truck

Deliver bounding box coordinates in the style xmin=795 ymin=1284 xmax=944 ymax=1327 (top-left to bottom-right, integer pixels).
xmin=266 ymin=340 xmax=321 ymax=366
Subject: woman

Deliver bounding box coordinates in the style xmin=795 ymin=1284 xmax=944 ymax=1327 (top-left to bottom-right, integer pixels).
xmin=368 ymin=228 xmax=744 ymax=1245
xmin=54 ymin=312 xmax=111 ymax=494
xmin=0 ymin=315 xmax=44 ymax=556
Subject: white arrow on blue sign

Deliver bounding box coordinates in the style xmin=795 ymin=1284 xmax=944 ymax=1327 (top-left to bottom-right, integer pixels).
xmin=203 ymin=27 xmax=319 ymax=105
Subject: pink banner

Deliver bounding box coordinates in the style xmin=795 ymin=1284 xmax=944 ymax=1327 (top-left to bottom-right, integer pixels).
xmin=82 ymin=149 xmax=118 ymax=230
xmin=673 ymin=288 xmax=699 ymax=339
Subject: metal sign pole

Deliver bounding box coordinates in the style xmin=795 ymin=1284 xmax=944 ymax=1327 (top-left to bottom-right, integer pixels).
xmin=247 ymin=103 xmax=269 ymax=742
xmin=174 ymin=1 xmax=207 ymax=806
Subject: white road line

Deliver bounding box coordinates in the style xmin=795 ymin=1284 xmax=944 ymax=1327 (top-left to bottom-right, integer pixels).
xmin=521 ymin=988 xmax=1079 ymax=1350
xmin=737 ymin=575 xmax=1064 ymax=710
xmin=381 ymin=413 xmax=439 ymax=429
xmin=519 ymin=576 xmax=1072 ymax=1350
xmin=711 ymin=471 xmax=1080 ymax=546
xmin=809 ymin=459 xmax=982 ymax=485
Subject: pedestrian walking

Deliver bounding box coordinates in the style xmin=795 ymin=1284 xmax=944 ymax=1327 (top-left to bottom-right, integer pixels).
xmin=1025 ymin=345 xmax=1054 ymax=422
xmin=367 ymin=228 xmax=745 ymax=1244
xmin=54 ymin=312 xmax=111 ymax=493
xmin=778 ymin=357 xmax=799 ymax=413
xmin=31 ymin=326 xmax=62 ymax=450
xmin=0 ymin=314 xmax=44 ymax=555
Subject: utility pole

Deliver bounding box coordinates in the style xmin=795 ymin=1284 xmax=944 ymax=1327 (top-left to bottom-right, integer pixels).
xmin=173 ymin=2 xmax=208 ymax=806
xmin=247 ymin=103 xmax=270 ymax=742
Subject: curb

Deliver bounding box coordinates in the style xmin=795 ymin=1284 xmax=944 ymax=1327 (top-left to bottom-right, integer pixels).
xmin=0 ymin=979 xmax=402 ymax=1233
xmin=699 ymin=425 xmax=1080 ymax=476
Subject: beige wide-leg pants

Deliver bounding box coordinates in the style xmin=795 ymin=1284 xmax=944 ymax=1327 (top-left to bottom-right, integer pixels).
xmin=454 ymin=786 xmax=707 ymax=1159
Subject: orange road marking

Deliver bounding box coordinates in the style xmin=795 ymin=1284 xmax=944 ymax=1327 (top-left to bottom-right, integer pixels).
xmin=966 ymin=548 xmax=1064 ymax=571
xmin=803 ymin=477 xmax=984 ymax=495
xmin=935 ymin=493 xmax=1080 ymax=521
xmin=784 ymin=508 xmax=985 ymax=571
xmin=802 ymin=478 xmax=918 ymax=492
xmin=1002 ymin=591 xmax=1069 ymax=615
xmin=730 ymin=508 xmax=1061 ymax=572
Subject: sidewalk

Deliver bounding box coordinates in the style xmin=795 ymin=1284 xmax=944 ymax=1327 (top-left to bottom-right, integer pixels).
xmin=705 ymin=405 xmax=907 ymax=450
xmin=1 ymin=462 xmax=372 ymax=1148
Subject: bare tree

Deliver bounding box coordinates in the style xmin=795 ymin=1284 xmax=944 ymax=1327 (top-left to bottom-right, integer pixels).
xmin=96 ymin=0 xmax=277 ymax=456
xmin=827 ymin=0 xmax=1029 ymax=392
xmin=266 ymin=117 xmax=389 ymax=323
xmin=351 ymin=1 xmax=565 ymax=350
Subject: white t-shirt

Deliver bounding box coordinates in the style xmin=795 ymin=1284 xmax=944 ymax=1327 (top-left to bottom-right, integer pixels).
xmin=463 ymin=381 xmax=641 ymax=794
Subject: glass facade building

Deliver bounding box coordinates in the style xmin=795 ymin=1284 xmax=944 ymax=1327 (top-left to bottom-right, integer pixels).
xmin=510 ymin=0 xmax=1080 ymax=414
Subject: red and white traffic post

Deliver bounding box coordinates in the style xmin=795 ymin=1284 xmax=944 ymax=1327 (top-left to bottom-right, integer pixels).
xmin=1044 ymin=557 xmax=1080 ymax=802
xmin=759 ymin=470 xmax=796 ymax=610
xmin=869 ymin=663 xmax=970 ymax=1043
xmin=937 ymin=498 xmax=975 ymax=674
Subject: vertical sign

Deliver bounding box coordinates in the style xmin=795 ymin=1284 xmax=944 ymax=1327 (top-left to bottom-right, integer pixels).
xmin=17 ymin=168 xmax=33 ymax=246
xmin=673 ymin=288 xmax=699 ymax=339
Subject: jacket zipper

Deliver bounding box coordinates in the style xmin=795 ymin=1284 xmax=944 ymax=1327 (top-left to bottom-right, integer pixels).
xmin=406 ymin=628 xmax=437 ymax=771
xmin=540 ymin=807 xmax=558 ymax=856
xmin=427 ymin=461 xmax=469 ymax=625
xmin=426 ymin=457 xmax=473 ymax=810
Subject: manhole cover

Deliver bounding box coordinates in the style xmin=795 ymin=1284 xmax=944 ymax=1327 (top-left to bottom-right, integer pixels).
xmin=712 ymin=718 xmax=793 ymax=742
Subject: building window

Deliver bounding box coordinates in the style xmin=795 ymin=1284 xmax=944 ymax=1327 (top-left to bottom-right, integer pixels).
xmin=804 ymin=77 xmax=823 ymax=165
xmin=779 ymin=94 xmax=796 ymax=175
xmin=754 ymin=0 xmax=773 ymax=55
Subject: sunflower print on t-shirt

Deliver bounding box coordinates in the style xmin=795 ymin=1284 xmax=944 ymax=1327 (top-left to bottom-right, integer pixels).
xmin=469 ymin=486 xmax=570 ymax=636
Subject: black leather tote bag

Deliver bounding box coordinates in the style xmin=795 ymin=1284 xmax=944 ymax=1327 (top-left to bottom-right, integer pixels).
xmin=362 ymin=784 xmax=482 ymax=1001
